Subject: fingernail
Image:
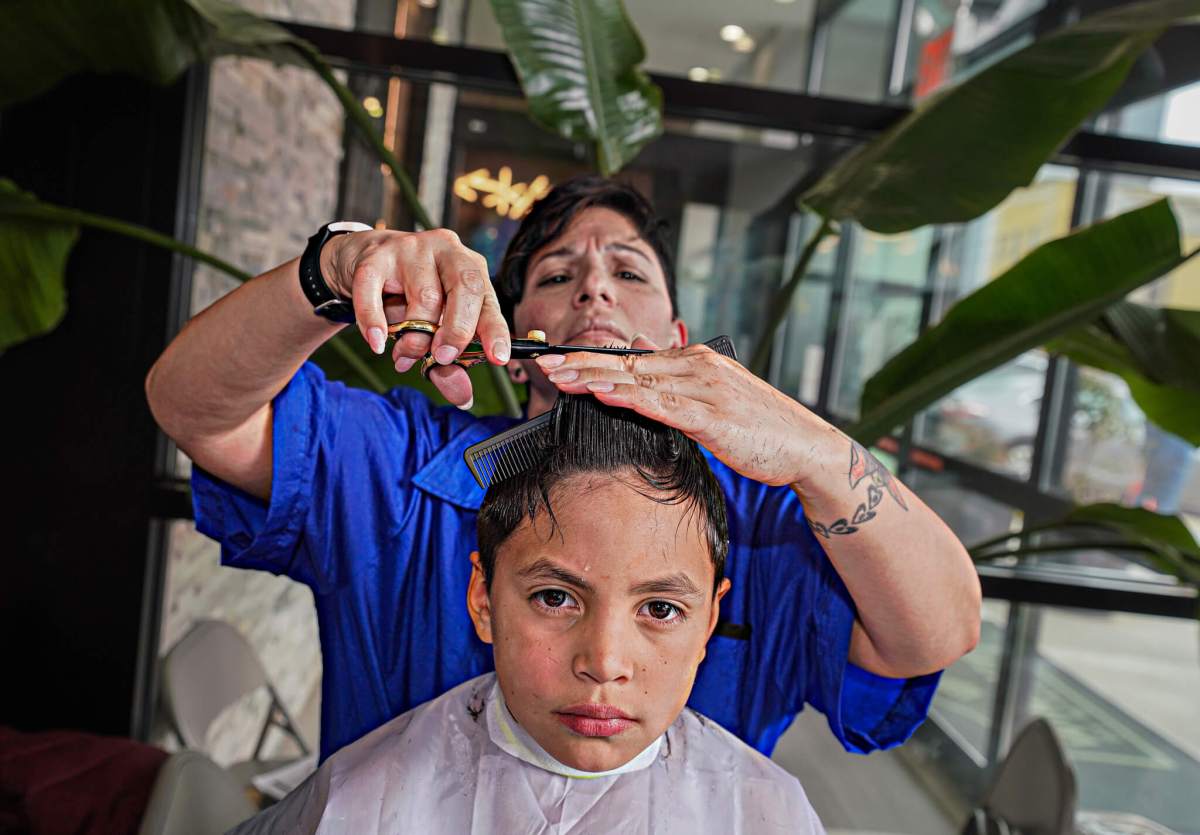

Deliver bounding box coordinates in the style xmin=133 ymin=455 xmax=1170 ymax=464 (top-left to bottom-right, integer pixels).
xmin=536 ymin=354 xmax=566 ymax=369
xmin=493 ymin=339 xmax=510 ymax=364
xmin=367 ymin=327 xmax=385 ymax=355
xmin=434 ymin=345 xmax=458 ymax=365
xmin=395 ymin=356 xmax=416 ymax=373
xmin=457 ymin=396 xmax=474 ymax=411
xmin=548 ymin=369 xmax=578 ymax=383
xmin=586 ymin=381 xmax=615 ymax=393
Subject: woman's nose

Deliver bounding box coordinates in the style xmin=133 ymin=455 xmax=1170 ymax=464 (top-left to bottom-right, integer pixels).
xmin=573 ymin=261 xmax=616 ymax=308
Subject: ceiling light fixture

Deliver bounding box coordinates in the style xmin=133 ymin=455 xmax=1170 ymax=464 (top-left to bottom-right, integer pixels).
xmin=733 ymin=34 xmax=756 ymax=53
xmin=720 ymin=24 xmax=745 ymax=43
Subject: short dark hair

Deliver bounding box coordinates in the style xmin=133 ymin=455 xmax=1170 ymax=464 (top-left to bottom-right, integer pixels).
xmin=476 ymin=395 xmax=728 ymax=595
xmin=493 ymin=175 xmax=678 ymax=325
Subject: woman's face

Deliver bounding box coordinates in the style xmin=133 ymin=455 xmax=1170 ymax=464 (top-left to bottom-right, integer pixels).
xmin=468 ymin=472 xmax=728 ymax=772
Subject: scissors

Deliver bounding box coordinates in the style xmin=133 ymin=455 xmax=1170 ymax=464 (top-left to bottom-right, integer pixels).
xmin=387 ymin=319 xmax=655 ymax=378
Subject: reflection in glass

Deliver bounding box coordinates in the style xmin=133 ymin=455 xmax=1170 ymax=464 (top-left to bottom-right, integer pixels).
xmin=1009 ymin=606 xmax=1200 ymax=833
xmin=1060 ymin=172 xmax=1200 ymax=522
xmin=921 ymin=353 xmax=1046 ymax=480
xmin=914 ymin=166 xmax=1076 ymax=475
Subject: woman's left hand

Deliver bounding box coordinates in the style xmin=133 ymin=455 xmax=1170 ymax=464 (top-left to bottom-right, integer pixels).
xmin=535 ymin=336 xmax=830 ymax=487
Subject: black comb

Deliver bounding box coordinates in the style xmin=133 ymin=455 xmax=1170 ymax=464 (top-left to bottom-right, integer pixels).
xmin=464 ymin=335 xmax=737 ymax=490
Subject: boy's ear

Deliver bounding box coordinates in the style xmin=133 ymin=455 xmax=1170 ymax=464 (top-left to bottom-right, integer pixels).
xmin=705 ymin=578 xmax=732 ymax=641
xmin=467 ymin=551 xmax=494 ymax=645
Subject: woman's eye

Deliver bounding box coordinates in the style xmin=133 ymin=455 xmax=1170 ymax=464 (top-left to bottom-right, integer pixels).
xmin=640 ymin=600 xmax=683 ymax=623
xmin=537 ymin=274 xmax=571 ymax=287
xmin=616 ymin=270 xmax=643 ymax=282
xmin=532 ymin=589 xmax=577 ymax=610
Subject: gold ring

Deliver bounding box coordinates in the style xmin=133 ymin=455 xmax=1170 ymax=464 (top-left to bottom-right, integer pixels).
xmin=420 ymin=356 xmax=473 ymax=379
xmin=390 ymin=319 xmax=438 ymax=337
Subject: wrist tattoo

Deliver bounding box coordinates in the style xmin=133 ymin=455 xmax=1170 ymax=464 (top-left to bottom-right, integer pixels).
xmin=808 ymin=440 xmax=908 ymax=538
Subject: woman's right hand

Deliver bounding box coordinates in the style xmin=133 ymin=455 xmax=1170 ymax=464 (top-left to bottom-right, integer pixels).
xmin=320 ymin=227 xmax=511 ymax=407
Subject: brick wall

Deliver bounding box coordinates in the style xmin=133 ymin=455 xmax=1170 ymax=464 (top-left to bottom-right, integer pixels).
xmin=158 ymin=0 xmax=357 ymax=764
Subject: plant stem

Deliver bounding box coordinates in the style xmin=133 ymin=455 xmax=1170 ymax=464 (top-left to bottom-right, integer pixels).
xmin=971 ymin=540 xmax=1156 ymax=561
xmin=6 ymin=195 xmax=393 ymax=393
xmin=966 ymin=520 xmax=1099 ymax=555
xmin=487 ymin=362 xmax=523 ymax=418
xmin=3 ymin=201 xmax=252 ymax=282
xmin=749 ymin=216 xmax=834 ymax=377
xmin=296 ymin=46 xmax=434 ymax=231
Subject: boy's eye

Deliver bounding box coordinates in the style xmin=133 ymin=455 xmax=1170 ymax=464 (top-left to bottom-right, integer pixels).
xmin=640 ymin=600 xmax=683 ymax=623
xmin=616 ymin=270 xmax=643 ymax=282
xmin=536 ymin=274 xmax=571 ymax=287
xmin=532 ymin=588 xmax=577 ymax=610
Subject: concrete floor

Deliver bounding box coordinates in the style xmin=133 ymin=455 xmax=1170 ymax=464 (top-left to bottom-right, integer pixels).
xmin=771 ymin=709 xmax=957 ymax=835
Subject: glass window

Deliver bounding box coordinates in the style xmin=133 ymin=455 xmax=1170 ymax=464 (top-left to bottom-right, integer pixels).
xmin=923 ymin=599 xmax=1013 ymax=767
xmin=1058 ymin=172 xmax=1200 ymax=523
xmin=461 ymin=0 xmax=816 ymax=93
xmin=909 ymin=601 xmax=1200 ymax=834
xmin=914 ymin=166 xmax=1077 ymax=476
xmin=822 ymin=224 xmax=935 ymax=420
xmin=1098 ymin=79 xmax=1200 ymax=149
xmin=775 ymin=214 xmax=839 ymax=407
xmin=906 ymin=468 xmax=1024 ymax=549
xmin=1010 ymin=605 xmax=1200 ymax=833
xmin=813 ymin=0 xmax=899 ymax=103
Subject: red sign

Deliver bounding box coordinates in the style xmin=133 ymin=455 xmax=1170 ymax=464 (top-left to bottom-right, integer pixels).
xmin=916 ymin=27 xmax=954 ymax=100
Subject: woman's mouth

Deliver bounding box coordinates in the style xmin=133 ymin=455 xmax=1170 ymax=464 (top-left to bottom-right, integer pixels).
xmin=566 ymin=326 xmax=628 ymax=346
xmin=554 ymin=703 xmax=636 ymax=737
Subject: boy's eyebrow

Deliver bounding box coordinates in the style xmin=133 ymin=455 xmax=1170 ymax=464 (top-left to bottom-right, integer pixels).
xmin=628 ymin=573 xmax=704 ymax=599
xmin=517 ymin=558 xmax=596 ymax=593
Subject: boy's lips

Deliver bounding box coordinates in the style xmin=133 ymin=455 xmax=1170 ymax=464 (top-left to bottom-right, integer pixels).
xmin=554 ymin=703 xmax=636 ymax=738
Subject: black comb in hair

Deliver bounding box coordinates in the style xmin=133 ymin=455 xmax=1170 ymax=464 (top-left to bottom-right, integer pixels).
xmin=464 ymin=335 xmax=737 ymax=490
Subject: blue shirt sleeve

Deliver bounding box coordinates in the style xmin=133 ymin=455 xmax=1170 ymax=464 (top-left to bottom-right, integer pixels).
xmin=740 ymin=479 xmax=940 ymax=754
xmin=190 ymin=363 xmax=432 ymax=593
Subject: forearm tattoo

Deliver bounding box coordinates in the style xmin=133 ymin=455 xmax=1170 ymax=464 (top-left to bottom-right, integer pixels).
xmin=808 ymin=440 xmax=909 ymax=538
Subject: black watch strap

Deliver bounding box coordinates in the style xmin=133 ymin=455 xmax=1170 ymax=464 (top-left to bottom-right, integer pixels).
xmin=299 ymin=221 xmax=372 ymax=323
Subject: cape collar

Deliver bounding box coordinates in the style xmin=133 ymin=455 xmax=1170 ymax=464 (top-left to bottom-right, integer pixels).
xmin=486 ymin=680 xmax=662 ymax=780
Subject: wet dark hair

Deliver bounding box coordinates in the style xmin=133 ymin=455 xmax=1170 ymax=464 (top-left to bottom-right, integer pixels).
xmin=476 ymin=395 xmax=728 ymax=595
xmin=493 ymin=175 xmax=678 ymax=325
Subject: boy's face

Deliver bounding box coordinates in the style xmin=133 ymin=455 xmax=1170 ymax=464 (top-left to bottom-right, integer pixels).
xmin=468 ymin=472 xmax=729 ymax=773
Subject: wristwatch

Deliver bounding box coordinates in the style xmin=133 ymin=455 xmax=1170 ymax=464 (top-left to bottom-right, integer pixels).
xmin=299 ymin=221 xmax=373 ymax=323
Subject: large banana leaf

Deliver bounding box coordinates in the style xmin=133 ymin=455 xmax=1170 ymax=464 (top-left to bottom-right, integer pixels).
xmin=1048 ymin=305 xmax=1200 ymax=444
xmin=489 ymin=0 xmax=662 ymax=175
xmin=971 ymin=503 xmax=1200 ymax=586
xmin=0 ymin=0 xmax=295 ymax=107
xmin=0 ymin=0 xmax=433 ymax=229
xmin=802 ymin=0 xmax=1200 ymax=233
xmin=0 ymin=179 xmax=395 ymax=392
xmin=0 ymin=181 xmax=77 ymax=351
xmin=847 ymin=199 xmax=1192 ymax=444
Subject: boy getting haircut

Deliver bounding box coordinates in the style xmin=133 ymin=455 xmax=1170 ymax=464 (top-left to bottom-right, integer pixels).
xmin=232 ymin=396 xmax=824 ymax=835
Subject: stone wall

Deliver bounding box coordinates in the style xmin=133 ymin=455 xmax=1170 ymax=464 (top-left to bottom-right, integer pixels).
xmin=157 ymin=0 xmax=357 ymax=764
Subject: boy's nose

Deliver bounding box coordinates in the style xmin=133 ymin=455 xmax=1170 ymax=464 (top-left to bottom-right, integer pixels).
xmin=572 ymin=613 xmax=634 ymax=685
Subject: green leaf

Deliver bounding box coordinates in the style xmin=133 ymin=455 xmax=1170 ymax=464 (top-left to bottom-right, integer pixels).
xmin=1048 ymin=312 xmax=1200 ymax=444
xmin=489 ymin=0 xmax=663 ymax=175
xmin=969 ymin=503 xmax=1200 ymax=586
xmin=847 ymin=199 xmax=1190 ymax=444
xmin=0 ymin=0 xmax=306 ymax=108
xmin=1066 ymin=503 xmax=1200 ymax=564
xmin=802 ymin=0 xmax=1200 ymax=233
xmin=0 ymin=181 xmax=78 ymax=351
xmin=312 ymin=337 xmax=524 ymax=416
